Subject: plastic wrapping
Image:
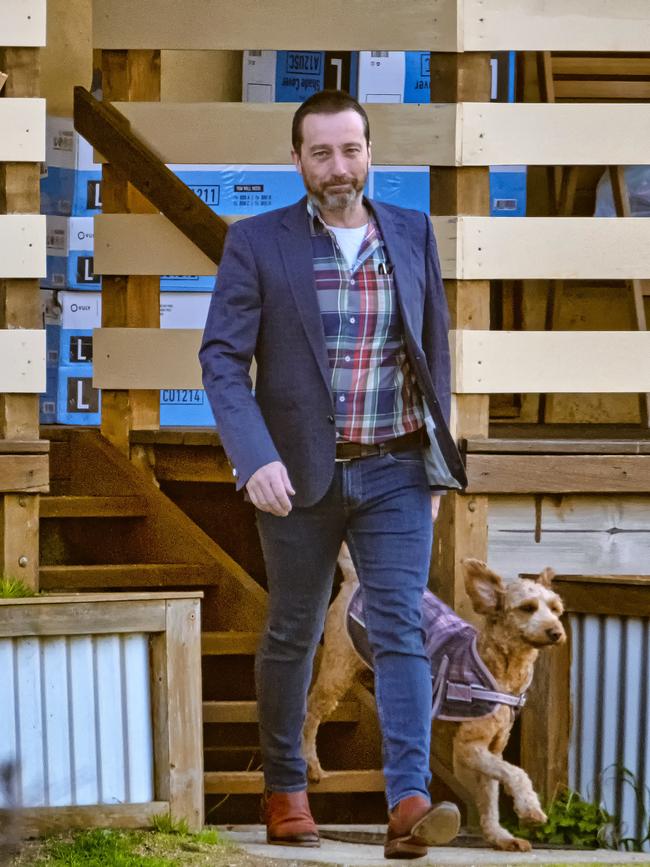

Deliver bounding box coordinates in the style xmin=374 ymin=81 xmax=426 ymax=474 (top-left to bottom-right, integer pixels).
xmin=594 ymin=166 xmax=650 ymax=217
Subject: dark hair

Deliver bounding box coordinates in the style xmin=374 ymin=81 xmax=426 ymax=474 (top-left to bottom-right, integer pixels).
xmin=292 ymin=90 xmax=370 ymax=153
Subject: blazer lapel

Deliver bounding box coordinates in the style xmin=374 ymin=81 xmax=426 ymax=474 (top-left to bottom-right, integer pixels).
xmin=279 ymin=200 xmax=333 ymax=396
xmin=371 ymin=201 xmax=422 ymax=341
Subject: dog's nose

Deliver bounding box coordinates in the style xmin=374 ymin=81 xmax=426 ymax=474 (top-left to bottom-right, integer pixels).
xmin=546 ymin=627 xmax=563 ymax=643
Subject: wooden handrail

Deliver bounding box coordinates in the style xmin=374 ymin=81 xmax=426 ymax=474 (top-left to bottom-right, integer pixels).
xmin=73 ymin=85 xmax=227 ymax=265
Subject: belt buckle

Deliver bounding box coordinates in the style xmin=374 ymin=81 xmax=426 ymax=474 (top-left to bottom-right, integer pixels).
xmin=335 ymin=455 xmax=354 ymax=463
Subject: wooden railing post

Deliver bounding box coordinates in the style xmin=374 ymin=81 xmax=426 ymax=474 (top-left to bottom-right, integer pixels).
xmin=429 ymin=53 xmax=492 ymax=623
xmin=0 ymin=47 xmax=42 ymax=590
xmin=100 ymin=49 xmax=161 ymax=455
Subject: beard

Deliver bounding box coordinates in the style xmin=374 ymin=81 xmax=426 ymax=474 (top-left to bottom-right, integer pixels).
xmin=304 ymin=166 xmax=368 ymax=212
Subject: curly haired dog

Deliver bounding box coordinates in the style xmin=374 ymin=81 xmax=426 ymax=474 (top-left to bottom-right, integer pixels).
xmin=302 ymin=546 xmax=566 ymax=851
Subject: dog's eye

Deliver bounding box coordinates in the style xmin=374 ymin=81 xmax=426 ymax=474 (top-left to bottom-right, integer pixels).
xmin=550 ymin=603 xmax=563 ymax=615
xmin=518 ymin=602 xmax=538 ymax=613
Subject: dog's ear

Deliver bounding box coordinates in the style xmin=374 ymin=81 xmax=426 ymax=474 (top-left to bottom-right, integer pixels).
xmin=462 ymin=558 xmax=506 ymax=615
xmin=536 ymin=567 xmax=555 ymax=589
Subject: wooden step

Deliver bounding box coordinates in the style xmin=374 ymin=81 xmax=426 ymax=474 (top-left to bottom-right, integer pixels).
xmin=39 ymin=563 xmax=222 ymax=589
xmin=40 ymin=495 xmax=148 ymax=519
xmin=204 ymin=769 xmax=385 ymax=795
xmin=203 ymin=700 xmax=360 ymax=725
xmin=202 ymin=631 xmax=261 ymax=655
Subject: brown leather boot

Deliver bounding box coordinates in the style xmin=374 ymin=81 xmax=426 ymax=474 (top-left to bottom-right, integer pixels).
xmin=384 ymin=795 xmax=460 ymax=859
xmin=261 ymin=790 xmax=320 ymax=847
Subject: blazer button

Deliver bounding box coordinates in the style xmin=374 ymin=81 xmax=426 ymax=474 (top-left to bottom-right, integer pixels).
xmin=327 ymin=415 xmax=335 ymax=424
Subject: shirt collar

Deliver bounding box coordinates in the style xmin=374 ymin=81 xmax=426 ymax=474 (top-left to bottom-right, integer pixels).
xmin=306 ymin=195 xmax=376 ymax=236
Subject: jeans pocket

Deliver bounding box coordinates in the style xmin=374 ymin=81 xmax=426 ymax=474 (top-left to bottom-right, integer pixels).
xmin=384 ymin=447 xmax=425 ymax=465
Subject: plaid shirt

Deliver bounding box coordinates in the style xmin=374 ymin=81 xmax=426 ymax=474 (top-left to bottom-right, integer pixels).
xmin=308 ymin=198 xmax=424 ymax=444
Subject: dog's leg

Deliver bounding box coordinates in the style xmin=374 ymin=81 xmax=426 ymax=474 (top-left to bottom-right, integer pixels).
xmin=457 ymin=744 xmax=546 ymax=828
xmin=303 ymin=563 xmax=364 ymax=783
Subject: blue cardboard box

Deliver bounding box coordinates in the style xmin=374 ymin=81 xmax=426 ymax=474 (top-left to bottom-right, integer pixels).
xmin=243 ymin=51 xmax=358 ymax=102
xmin=57 ymin=363 xmax=100 ymax=425
xmin=43 ymin=216 xmax=98 ymax=291
xmin=41 ymin=116 xmax=102 ymax=217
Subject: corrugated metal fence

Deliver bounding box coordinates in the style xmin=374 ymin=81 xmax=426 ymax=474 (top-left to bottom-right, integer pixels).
xmin=569 ymin=613 xmax=650 ymax=851
xmin=0 ymin=633 xmax=153 ymax=807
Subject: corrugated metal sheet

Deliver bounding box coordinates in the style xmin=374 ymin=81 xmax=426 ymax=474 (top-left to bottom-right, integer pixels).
xmin=0 ymin=633 xmax=154 ymax=808
xmin=569 ymin=613 xmax=650 ymax=851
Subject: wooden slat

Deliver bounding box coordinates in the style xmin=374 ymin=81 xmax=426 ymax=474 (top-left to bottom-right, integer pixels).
xmin=96 ymin=214 xmax=650 ymax=281
xmin=153 ymin=446 xmax=234 ymax=484
xmin=0 ymin=99 xmax=45 ymax=161
xmin=446 ymin=216 xmax=650 ymax=280
xmin=39 ymin=563 xmax=222 ymax=589
xmin=0 ymin=216 xmax=45 ymax=278
xmin=92 ymin=0 xmax=650 ymax=52
xmin=0 ymin=598 xmax=166 ymax=637
xmin=0 ymin=0 xmax=46 ymax=46
xmin=204 ymin=769 xmax=385 ymax=795
xmin=464 ymin=438 xmax=650 ymax=455
xmin=554 ymin=80 xmax=650 ymax=100
xmin=552 ymin=576 xmax=650 ymax=617
xmin=94 ymin=329 xmax=203 ymax=389
xmin=0 ymin=330 xmax=45 ymax=392
xmin=466 ymin=455 xmax=650 ymax=494
xmin=7 ymin=802 xmax=169 ymax=837
xmin=101 ymin=102 xmax=650 ymax=167
xmin=452 ymin=331 xmax=650 ymax=394
xmin=40 ymin=495 xmax=148 ymax=518
xmin=552 ymin=56 xmax=650 ymax=76
xmin=203 ymin=700 xmax=360 ymax=724
xmin=0 ymin=454 xmax=48 ymax=493
xmin=108 ymin=101 xmax=456 ymax=166
xmin=93 ymin=0 xmax=456 ymax=50
xmin=0 ymin=439 xmax=49 ymax=454
xmin=0 ymin=591 xmax=203 ymax=604
xmin=201 ymin=631 xmax=260 ymax=655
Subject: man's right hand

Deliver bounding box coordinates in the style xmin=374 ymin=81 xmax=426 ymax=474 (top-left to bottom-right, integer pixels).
xmin=246 ymin=461 xmax=296 ymax=517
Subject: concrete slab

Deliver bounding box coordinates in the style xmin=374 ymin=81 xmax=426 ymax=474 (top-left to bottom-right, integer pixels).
xmin=221 ymin=826 xmax=650 ymax=866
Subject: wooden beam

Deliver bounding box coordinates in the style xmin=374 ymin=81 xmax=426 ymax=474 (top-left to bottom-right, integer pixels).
xmin=40 ymin=495 xmax=148 ymax=518
xmin=74 ymin=87 xmax=227 ymax=266
xmin=0 ymin=439 xmax=49 ymax=454
xmin=151 ymin=446 xmax=233 ymax=484
xmin=452 ymin=331 xmax=650 ymax=394
xmin=553 ymin=575 xmax=650 ymax=617
xmin=0 ymin=0 xmax=46 ymax=46
xmin=203 ymin=700 xmax=360 ymax=725
xmin=0 ymin=99 xmax=45 ymax=161
xmin=103 ymin=101 xmax=650 ymax=166
xmin=0 ymin=330 xmax=45 ymax=392
xmin=93 ymin=328 xmax=203 ymax=389
xmin=5 ymin=802 xmax=169 ymax=837
xmin=0 ymin=455 xmax=48 ymax=493
xmin=464 ymin=438 xmax=650 ymax=455
xmin=98 ymin=51 xmax=162 ymax=453
xmin=39 ymin=563 xmax=222 ymax=590
xmin=466 ymin=455 xmax=650 ymax=494
xmin=0 ymin=216 xmax=45 ymax=278
xmin=92 ymin=0 xmax=650 ymax=52
xmin=204 ymin=769 xmax=385 ymax=795
xmin=0 ymin=598 xmax=166 ymax=637
xmin=93 ymin=0 xmax=456 ymax=50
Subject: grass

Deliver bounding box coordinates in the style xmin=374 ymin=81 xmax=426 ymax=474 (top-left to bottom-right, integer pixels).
xmin=0 ymin=576 xmax=36 ymax=598
xmin=12 ymin=825 xmax=233 ymax=867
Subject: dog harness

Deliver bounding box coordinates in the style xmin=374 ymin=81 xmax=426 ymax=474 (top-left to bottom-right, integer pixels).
xmin=346 ymin=585 xmax=528 ymax=721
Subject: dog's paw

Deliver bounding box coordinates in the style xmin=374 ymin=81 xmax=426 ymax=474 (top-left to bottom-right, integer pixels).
xmin=492 ymin=835 xmax=532 ymax=852
xmin=520 ymin=806 xmax=547 ymax=826
xmin=306 ymin=761 xmax=325 ymax=783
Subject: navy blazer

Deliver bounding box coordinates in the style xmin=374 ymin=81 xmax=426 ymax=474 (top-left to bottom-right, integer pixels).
xmin=199 ymin=197 xmax=467 ymax=507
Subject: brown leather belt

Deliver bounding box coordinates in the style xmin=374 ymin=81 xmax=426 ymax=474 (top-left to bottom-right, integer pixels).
xmin=335 ymin=428 xmax=426 ymax=462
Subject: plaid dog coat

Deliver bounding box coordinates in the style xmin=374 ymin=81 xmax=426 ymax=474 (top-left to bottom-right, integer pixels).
xmin=346 ymin=585 xmax=528 ymax=721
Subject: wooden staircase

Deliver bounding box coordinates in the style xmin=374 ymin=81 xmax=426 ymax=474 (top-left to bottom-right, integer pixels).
xmin=40 ymin=428 xmax=390 ymax=823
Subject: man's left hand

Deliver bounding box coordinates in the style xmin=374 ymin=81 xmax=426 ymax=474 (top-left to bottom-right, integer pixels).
xmin=431 ymin=495 xmax=441 ymax=523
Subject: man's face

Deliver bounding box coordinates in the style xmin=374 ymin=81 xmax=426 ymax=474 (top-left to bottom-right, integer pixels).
xmin=292 ymin=109 xmax=371 ymax=211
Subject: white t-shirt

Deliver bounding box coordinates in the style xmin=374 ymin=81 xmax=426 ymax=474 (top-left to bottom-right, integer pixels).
xmin=325 ymin=223 xmax=368 ymax=271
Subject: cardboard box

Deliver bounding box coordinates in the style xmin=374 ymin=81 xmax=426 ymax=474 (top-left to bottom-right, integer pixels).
xmin=357 ymin=51 xmax=430 ymax=103
xmin=41 ymin=116 xmax=102 ymax=217
xmin=52 ymin=291 xmax=215 ymax=426
xmin=243 ymin=51 xmax=358 ymax=102
xmin=42 ymin=216 xmax=99 ymax=291
xmin=40 ymin=290 xmax=61 ymax=423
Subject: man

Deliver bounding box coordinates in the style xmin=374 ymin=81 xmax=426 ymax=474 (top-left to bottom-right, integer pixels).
xmin=200 ymin=90 xmax=467 ymax=860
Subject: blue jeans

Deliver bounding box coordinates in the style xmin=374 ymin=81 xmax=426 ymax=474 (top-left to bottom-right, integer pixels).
xmin=254 ymin=449 xmax=434 ymax=810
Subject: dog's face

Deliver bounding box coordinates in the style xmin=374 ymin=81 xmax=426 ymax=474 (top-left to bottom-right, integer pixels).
xmin=462 ymin=559 xmax=566 ymax=648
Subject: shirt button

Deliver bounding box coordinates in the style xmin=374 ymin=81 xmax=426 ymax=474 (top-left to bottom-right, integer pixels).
xmin=350 ymin=279 xmax=355 ymax=285
xmin=345 ymin=355 xmax=351 ymax=362
xmin=349 ymin=317 xmax=356 ymax=324
xmin=339 ymin=395 xmax=346 ymax=402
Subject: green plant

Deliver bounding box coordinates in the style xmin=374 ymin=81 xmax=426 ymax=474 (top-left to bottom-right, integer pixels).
xmin=504 ymin=786 xmax=615 ymax=848
xmin=150 ymin=812 xmax=190 ymax=836
xmin=0 ymin=576 xmax=36 ymax=598
xmin=38 ymin=829 xmax=176 ymax=866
